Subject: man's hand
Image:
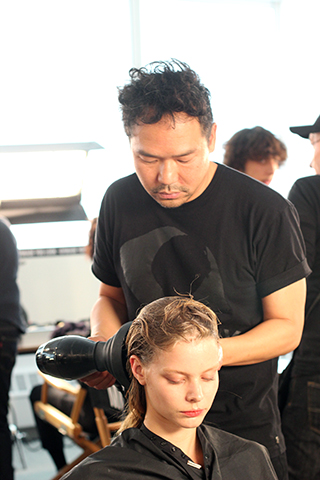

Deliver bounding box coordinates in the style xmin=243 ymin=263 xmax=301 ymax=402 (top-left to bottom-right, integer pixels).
xmin=81 ymin=334 xmax=116 ymax=389
xmin=86 ymin=283 xmax=129 ymax=389
xmin=81 ymin=370 xmax=116 ymax=389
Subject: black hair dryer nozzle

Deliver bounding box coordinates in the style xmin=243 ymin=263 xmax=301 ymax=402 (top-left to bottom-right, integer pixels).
xmin=35 ymin=322 xmax=132 ymax=390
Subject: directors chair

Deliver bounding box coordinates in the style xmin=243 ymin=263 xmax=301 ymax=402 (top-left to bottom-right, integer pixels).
xmin=34 ymin=372 xmax=122 ymax=480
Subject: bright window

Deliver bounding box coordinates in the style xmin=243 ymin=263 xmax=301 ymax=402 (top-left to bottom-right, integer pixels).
xmin=1 ymin=0 xmax=319 ymax=249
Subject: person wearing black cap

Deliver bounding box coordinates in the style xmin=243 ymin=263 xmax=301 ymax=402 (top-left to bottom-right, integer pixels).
xmin=290 ymin=115 xmax=320 ymax=173
xmin=281 ymin=115 xmax=320 ymax=480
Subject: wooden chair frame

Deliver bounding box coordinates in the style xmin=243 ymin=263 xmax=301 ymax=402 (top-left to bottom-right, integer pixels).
xmin=34 ymin=372 xmax=121 ymax=480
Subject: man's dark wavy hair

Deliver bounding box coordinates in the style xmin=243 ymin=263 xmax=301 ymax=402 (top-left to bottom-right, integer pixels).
xmin=118 ymin=59 xmax=213 ymax=141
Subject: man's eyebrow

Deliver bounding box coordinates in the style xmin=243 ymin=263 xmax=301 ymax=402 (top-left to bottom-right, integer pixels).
xmin=136 ymin=148 xmax=197 ymax=159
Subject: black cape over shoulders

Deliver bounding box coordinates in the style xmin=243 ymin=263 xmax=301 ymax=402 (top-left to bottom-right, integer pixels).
xmin=62 ymin=424 xmax=278 ymax=480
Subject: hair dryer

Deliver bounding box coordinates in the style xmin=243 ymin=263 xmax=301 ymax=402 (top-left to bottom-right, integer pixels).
xmin=35 ymin=322 xmax=132 ymax=390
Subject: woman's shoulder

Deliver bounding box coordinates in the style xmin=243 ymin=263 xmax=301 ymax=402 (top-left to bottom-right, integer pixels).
xmin=200 ymin=423 xmax=268 ymax=454
xmin=61 ymin=428 xmax=188 ymax=480
xmin=61 ymin=430 xmax=142 ymax=479
xmin=199 ymin=424 xmax=277 ymax=479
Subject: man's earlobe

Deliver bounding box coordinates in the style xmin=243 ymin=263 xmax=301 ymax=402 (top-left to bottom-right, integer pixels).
xmin=209 ymin=123 xmax=217 ymax=152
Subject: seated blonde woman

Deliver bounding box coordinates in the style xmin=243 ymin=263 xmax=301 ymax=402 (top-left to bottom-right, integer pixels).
xmin=62 ymin=297 xmax=277 ymax=479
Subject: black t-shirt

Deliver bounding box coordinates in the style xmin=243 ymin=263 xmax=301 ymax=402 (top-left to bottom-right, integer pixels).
xmin=61 ymin=424 xmax=278 ymax=480
xmin=288 ymin=175 xmax=320 ymax=376
xmin=93 ymin=163 xmax=310 ymax=456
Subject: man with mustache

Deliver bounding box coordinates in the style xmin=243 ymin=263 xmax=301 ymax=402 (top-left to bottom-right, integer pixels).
xmin=87 ymin=60 xmax=310 ymax=480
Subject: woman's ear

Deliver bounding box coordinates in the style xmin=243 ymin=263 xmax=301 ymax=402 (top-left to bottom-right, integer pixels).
xmin=130 ymin=355 xmax=147 ymax=385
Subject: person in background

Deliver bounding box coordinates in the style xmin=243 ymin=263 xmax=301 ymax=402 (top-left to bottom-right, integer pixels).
xmin=281 ymin=115 xmax=320 ymax=480
xmin=86 ymin=60 xmax=309 ymax=480
xmin=62 ymin=296 xmax=278 ymax=480
xmin=0 ymin=217 xmax=26 ymax=480
xmin=29 ymin=218 xmax=123 ymax=472
xmin=29 ymin=320 xmax=123 ymax=471
xmin=223 ymin=126 xmax=287 ymax=185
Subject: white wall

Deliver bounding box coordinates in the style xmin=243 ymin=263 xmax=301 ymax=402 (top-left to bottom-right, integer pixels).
xmin=18 ymin=253 xmax=100 ymax=326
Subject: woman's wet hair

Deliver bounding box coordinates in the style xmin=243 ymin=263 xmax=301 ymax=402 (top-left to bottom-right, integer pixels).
xmin=119 ymin=296 xmax=220 ymax=432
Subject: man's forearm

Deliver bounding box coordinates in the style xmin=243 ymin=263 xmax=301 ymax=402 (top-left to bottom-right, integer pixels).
xmin=220 ymin=278 xmax=306 ymax=366
xmin=90 ymin=294 xmax=128 ymax=341
xmin=220 ymin=316 xmax=301 ymax=366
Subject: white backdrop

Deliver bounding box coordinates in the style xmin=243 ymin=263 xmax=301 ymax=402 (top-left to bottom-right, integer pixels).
xmin=1 ymin=0 xmax=319 ymax=239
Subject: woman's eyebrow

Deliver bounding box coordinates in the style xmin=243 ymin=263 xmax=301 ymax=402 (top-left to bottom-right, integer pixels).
xmin=163 ymin=365 xmax=219 ymax=375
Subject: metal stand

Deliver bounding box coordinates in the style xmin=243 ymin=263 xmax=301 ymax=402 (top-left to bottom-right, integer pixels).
xmin=10 ymin=423 xmax=27 ymax=469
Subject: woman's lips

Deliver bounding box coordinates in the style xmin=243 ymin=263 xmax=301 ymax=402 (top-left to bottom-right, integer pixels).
xmin=181 ymin=409 xmax=204 ymax=418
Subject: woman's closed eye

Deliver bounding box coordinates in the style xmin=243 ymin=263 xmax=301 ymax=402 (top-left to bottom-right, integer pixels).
xmin=165 ymin=376 xmax=184 ymax=385
xmin=202 ymin=376 xmax=216 ymax=382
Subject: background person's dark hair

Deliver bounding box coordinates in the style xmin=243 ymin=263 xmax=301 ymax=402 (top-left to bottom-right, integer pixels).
xmin=223 ymin=126 xmax=287 ymax=172
xmin=118 ymin=59 xmax=214 ymax=141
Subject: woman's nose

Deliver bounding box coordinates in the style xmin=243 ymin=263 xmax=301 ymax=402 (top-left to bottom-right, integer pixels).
xmin=186 ymin=381 xmax=204 ymax=403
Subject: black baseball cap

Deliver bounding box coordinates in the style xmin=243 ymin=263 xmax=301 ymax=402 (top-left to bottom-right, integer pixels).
xmin=290 ymin=115 xmax=320 ymax=138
